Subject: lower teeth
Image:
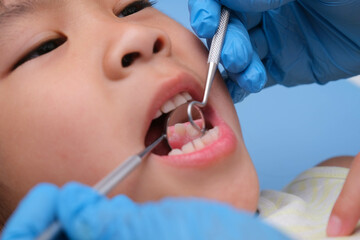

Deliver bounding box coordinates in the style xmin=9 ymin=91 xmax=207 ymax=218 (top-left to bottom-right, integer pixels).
xmin=168 ymin=126 xmax=219 ymax=156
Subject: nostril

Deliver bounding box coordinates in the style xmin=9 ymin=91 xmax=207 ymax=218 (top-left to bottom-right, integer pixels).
xmin=153 ymin=38 xmax=164 ymax=54
xmin=122 ymin=52 xmax=140 ymax=68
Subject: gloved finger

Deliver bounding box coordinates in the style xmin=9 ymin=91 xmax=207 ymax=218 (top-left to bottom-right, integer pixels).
xmin=58 ymin=182 xmax=137 ymax=240
xmin=141 ymin=198 xmax=291 ymax=240
xmin=219 ymin=16 xmax=253 ymax=74
xmin=249 ymin=27 xmax=269 ymax=60
xmin=229 ymin=53 xmax=267 ymax=93
xmin=189 ymin=0 xmax=221 ymax=38
xmin=215 ymin=0 xmax=295 ymax=12
xmin=58 ymin=182 xmax=107 ymax=239
xmin=225 ymin=78 xmax=249 ymax=103
xmin=327 ymin=153 xmax=360 ymax=237
xmin=1 ymin=184 xmax=59 ymax=240
xmin=234 ymin=12 xmax=262 ymax=30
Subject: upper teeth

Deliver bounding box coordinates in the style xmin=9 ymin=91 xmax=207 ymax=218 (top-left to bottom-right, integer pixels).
xmin=154 ymin=92 xmax=192 ymax=119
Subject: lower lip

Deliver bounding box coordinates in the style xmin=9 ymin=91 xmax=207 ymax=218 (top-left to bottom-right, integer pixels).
xmin=151 ymin=108 xmax=237 ymax=168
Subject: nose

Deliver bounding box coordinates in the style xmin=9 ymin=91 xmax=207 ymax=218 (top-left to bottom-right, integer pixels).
xmin=103 ymin=24 xmax=171 ymax=80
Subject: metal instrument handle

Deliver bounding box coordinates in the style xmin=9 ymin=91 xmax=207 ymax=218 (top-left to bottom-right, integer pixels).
xmin=187 ymin=8 xmax=230 ymax=133
xmin=208 ymin=8 xmax=230 ymax=64
xmin=37 ymin=135 xmax=165 ymax=240
xmin=203 ymin=8 xmax=230 ymax=104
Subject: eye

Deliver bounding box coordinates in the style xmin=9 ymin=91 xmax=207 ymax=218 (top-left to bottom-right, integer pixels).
xmin=14 ymin=37 xmax=67 ymax=70
xmin=117 ymin=0 xmax=156 ymax=17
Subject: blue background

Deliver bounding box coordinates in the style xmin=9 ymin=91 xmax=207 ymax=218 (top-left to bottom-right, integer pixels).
xmin=155 ymin=1 xmax=360 ymax=190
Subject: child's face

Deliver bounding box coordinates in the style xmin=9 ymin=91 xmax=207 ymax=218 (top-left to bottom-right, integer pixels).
xmin=0 ymin=0 xmax=258 ymax=215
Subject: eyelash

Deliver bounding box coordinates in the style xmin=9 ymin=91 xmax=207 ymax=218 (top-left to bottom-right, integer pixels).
xmin=13 ymin=37 xmax=67 ymax=70
xmin=13 ymin=0 xmax=156 ymax=70
xmin=117 ymin=0 xmax=156 ymax=17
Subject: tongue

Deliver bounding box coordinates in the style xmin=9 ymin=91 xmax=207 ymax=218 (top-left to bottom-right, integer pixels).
xmin=167 ymin=121 xmax=203 ymax=149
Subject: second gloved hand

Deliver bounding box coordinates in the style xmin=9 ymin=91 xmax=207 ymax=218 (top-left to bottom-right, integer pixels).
xmin=2 ymin=182 xmax=290 ymax=240
xmin=189 ymin=0 xmax=273 ymax=102
xmin=189 ymin=0 xmax=360 ymax=103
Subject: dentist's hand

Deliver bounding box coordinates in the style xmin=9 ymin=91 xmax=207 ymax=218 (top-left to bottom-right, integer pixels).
xmin=2 ymin=182 xmax=290 ymax=240
xmin=189 ymin=0 xmax=360 ymax=103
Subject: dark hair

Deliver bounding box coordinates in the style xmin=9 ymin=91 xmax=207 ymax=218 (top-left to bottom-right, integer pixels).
xmin=0 ymin=183 xmax=12 ymax=231
xmin=0 ymin=202 xmax=6 ymax=231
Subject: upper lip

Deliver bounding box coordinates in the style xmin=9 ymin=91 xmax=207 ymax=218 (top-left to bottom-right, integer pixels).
xmin=142 ymin=71 xmax=205 ymax=140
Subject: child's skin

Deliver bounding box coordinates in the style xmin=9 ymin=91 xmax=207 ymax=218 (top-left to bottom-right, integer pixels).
xmin=0 ymin=0 xmax=259 ymax=224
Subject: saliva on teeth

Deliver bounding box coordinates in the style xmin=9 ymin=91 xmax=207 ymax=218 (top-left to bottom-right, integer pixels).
xmin=168 ymin=126 xmax=219 ymax=156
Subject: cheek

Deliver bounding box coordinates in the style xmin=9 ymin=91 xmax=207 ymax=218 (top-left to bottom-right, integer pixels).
xmin=0 ymin=77 xmax=138 ymax=195
xmin=173 ymin=32 xmax=209 ymax=77
xmin=153 ymin=14 xmax=209 ymax=78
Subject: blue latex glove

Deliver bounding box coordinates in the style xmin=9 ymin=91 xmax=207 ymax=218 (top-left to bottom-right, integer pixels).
xmin=189 ymin=0 xmax=360 ymax=103
xmin=2 ymin=182 xmax=290 ymax=240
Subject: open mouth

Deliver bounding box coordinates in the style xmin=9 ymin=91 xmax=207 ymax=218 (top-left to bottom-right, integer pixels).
xmin=145 ymin=91 xmax=221 ymax=157
xmin=142 ymin=72 xmax=237 ymax=168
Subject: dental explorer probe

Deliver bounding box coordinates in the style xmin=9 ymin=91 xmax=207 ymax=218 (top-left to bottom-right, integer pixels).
xmin=37 ymin=102 xmax=206 ymax=240
xmin=37 ymin=135 xmax=166 ymax=240
xmin=188 ymin=7 xmax=230 ymax=133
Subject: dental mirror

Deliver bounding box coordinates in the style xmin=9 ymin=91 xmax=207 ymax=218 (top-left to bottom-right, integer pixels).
xmin=146 ymin=102 xmax=206 ymax=154
xmin=38 ymin=103 xmax=206 ymax=240
xmin=187 ymin=8 xmax=230 ymax=133
xmin=166 ymin=103 xmax=205 ymax=143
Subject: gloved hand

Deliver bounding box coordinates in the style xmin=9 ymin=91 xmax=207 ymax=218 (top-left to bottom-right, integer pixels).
xmin=1 ymin=182 xmax=290 ymax=240
xmin=189 ymin=0 xmax=360 ymax=103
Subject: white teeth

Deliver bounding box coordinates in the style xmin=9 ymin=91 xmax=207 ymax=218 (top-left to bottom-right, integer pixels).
xmin=200 ymin=127 xmax=219 ymax=146
xmin=186 ymin=124 xmax=201 ymax=138
xmin=174 ymin=123 xmax=186 ymax=136
xmin=169 ymin=149 xmax=183 ymax=156
xmin=154 ymin=110 xmax=162 ymax=119
xmin=209 ymin=127 xmax=219 ymax=139
xmin=173 ymin=94 xmax=187 ymax=106
xmin=161 ymin=100 xmax=176 ymax=114
xmin=182 ymin=141 xmax=196 ymax=153
xmin=200 ymin=133 xmax=214 ymax=146
xmin=153 ymin=92 xmax=193 ymax=120
xmin=193 ymin=138 xmax=205 ymax=151
xmin=168 ymin=126 xmax=220 ymax=156
xmin=182 ymin=92 xmax=192 ymax=101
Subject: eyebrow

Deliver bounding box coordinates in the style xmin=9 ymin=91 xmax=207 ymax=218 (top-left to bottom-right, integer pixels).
xmin=0 ymin=0 xmax=49 ymax=26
